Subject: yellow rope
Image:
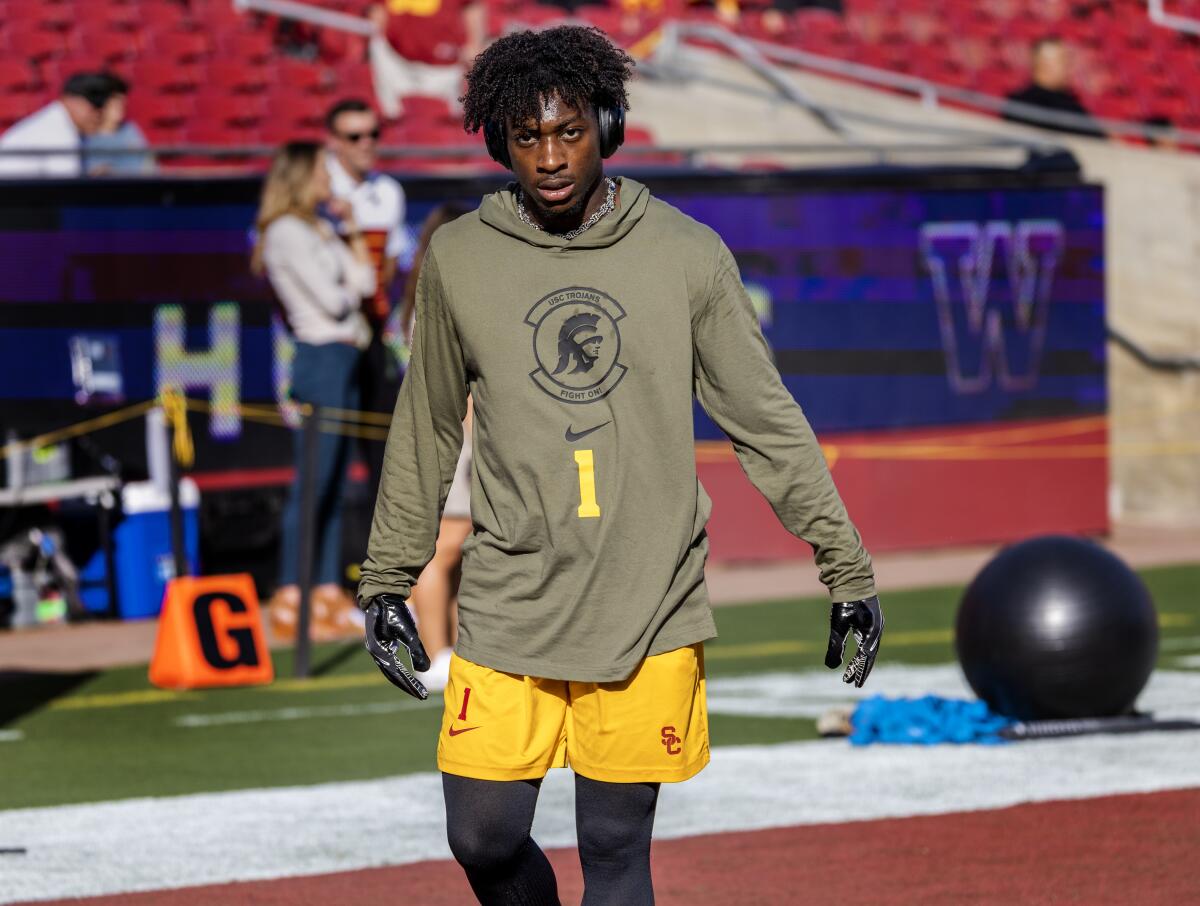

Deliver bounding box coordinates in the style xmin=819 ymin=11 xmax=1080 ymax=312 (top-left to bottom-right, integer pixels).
xmin=159 ymin=387 xmax=195 ymax=468
xmin=2 ymin=393 xmax=1196 ymax=472
xmin=318 ymin=421 xmax=391 ymax=441
xmin=319 ymin=406 xmax=393 ymax=426
xmin=0 ymin=400 xmax=157 ymax=460
xmin=184 ymin=396 xmax=307 ymax=427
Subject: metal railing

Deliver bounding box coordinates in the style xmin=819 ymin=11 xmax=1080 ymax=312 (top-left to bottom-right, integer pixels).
xmin=1108 ymin=325 xmax=1200 ymax=373
xmin=651 ymin=21 xmax=1200 ymax=148
xmin=1148 ymin=0 xmax=1200 ymax=36
xmin=0 ymin=137 xmax=1062 ymax=175
xmin=233 ymin=0 xmax=374 ymax=35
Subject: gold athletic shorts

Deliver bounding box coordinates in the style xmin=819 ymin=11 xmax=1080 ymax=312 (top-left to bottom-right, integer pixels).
xmin=436 ymin=643 xmax=710 ymax=784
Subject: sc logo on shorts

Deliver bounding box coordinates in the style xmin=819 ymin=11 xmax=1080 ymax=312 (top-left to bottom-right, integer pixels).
xmin=525 ymin=286 xmax=628 ymax=404
xmin=661 ymin=726 xmax=683 ymax=756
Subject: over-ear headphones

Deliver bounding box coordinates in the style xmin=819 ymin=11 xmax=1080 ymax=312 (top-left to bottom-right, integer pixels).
xmin=484 ymin=103 xmax=626 ymax=169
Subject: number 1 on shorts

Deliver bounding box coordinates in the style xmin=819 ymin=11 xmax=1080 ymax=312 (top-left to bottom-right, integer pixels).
xmin=574 ymin=449 xmax=601 ymax=518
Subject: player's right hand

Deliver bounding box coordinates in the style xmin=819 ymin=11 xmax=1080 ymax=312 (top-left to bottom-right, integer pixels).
xmin=825 ymin=595 xmax=884 ymax=688
xmin=363 ymin=594 xmax=431 ymax=700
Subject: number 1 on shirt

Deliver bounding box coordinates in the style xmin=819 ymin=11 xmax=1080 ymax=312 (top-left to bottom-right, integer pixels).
xmin=574 ymin=449 xmax=601 ymax=518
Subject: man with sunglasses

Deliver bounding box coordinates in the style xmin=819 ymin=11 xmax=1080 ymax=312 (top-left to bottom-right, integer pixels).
xmin=324 ymin=99 xmax=406 ymax=485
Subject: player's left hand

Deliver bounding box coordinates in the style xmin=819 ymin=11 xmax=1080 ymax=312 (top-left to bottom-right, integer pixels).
xmin=825 ymin=595 xmax=883 ymax=688
xmin=363 ymin=594 xmax=431 ymax=700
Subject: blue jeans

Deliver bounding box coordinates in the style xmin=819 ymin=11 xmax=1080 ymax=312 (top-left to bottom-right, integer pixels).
xmin=278 ymin=342 xmax=362 ymax=587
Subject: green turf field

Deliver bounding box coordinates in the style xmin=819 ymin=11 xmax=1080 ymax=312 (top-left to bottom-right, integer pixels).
xmin=2 ymin=564 xmax=1197 ymax=811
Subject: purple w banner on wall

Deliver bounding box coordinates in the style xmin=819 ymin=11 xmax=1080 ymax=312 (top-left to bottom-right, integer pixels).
xmin=921 ymin=222 xmax=1065 ymax=396
xmin=920 ymin=220 xmax=1065 ymax=395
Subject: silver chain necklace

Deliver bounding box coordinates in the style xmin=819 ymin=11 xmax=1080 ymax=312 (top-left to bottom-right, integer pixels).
xmin=516 ymin=177 xmax=617 ymax=240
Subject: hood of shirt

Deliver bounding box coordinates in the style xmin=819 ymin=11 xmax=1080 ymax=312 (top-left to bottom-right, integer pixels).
xmin=477 ymin=176 xmax=650 ymax=251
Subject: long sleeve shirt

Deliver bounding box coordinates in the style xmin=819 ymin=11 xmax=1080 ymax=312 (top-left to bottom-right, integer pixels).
xmin=359 ymin=177 xmax=874 ymax=682
xmin=262 ymin=214 xmax=374 ymax=348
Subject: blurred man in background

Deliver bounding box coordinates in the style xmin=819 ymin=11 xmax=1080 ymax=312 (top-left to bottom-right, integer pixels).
xmin=0 ymin=72 xmax=115 ymax=177
xmin=324 ymin=98 xmax=406 ymax=506
xmin=1004 ymin=36 xmax=1103 ymax=138
xmin=85 ymin=73 xmax=155 ymax=176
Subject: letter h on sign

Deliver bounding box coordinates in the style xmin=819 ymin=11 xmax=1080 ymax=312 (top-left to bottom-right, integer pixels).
xmin=920 ymin=220 xmax=1064 ymax=394
xmin=154 ymin=303 xmax=242 ymax=438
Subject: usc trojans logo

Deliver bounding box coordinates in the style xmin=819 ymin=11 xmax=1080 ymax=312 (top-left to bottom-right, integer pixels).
xmin=661 ymin=726 xmax=682 ymax=756
xmin=554 ymin=312 xmax=604 ymax=376
xmin=526 ymin=286 xmax=627 ymax=404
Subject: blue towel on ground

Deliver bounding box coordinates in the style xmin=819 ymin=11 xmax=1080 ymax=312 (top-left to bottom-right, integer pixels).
xmin=849 ymin=695 xmax=1013 ymax=745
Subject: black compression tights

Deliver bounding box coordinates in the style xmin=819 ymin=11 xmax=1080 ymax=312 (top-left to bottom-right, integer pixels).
xmin=443 ymin=773 xmax=660 ymax=906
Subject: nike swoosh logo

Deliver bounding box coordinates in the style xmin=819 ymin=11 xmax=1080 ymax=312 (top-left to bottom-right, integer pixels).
xmin=565 ymin=421 xmax=611 ymax=443
xmin=448 ymin=725 xmax=480 ymax=737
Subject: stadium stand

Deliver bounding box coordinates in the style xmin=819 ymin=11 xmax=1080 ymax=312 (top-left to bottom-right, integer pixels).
xmin=1 ymin=0 xmax=1198 ymax=164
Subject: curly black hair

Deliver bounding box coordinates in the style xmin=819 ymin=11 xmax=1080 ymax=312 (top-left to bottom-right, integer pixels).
xmin=461 ymin=26 xmax=635 ymax=134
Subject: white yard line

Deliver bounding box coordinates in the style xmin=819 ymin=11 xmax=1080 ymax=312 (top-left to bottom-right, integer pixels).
xmin=0 ymin=730 xmax=23 ymax=742
xmin=4 ymin=667 xmax=1200 ymax=904
xmin=174 ymin=699 xmax=437 ymax=727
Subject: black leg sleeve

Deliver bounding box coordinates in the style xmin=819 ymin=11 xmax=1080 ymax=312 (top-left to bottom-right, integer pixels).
xmin=443 ymin=773 xmax=561 ymax=906
xmin=575 ymin=774 xmax=660 ymax=906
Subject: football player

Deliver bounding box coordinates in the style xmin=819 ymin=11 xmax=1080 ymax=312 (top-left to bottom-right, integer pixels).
xmin=360 ymin=26 xmax=883 ymax=905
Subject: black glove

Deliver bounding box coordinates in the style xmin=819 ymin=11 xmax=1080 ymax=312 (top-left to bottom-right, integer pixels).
xmin=363 ymin=594 xmax=431 ymax=700
xmin=824 ymin=595 xmax=883 ymax=688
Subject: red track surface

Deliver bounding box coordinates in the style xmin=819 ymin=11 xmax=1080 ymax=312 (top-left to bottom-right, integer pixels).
xmin=32 ymin=788 xmax=1200 ymax=906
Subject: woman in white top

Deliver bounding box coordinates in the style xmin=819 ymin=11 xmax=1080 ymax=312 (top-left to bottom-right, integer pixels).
xmin=252 ymin=141 xmax=375 ymax=640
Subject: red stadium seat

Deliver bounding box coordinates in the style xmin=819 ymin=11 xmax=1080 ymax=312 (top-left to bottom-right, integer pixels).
xmin=140 ymin=123 xmax=188 ymax=146
xmin=206 ymin=63 xmax=272 ymax=95
xmin=331 ymin=62 xmax=374 ymax=96
xmin=399 ymin=94 xmax=454 ymax=124
xmin=193 ymin=92 xmax=270 ymax=128
xmin=275 ymin=60 xmax=335 ymax=96
xmin=317 ymin=29 xmax=366 ymax=65
xmin=150 ymin=30 xmax=212 ymax=64
xmin=217 ymin=31 xmax=277 ymax=65
xmin=94 ymin=4 xmax=143 ymax=33
xmin=258 ymin=117 xmax=309 ymax=144
xmin=77 ymin=30 xmax=142 ymax=66
xmin=0 ymin=25 xmax=71 ymax=64
xmin=128 ymin=94 xmax=194 ymax=131
xmin=0 ymin=61 xmax=44 ymax=95
xmin=130 ymin=61 xmax=204 ymax=95
xmin=23 ymin=3 xmax=76 ymax=33
xmin=395 ymin=120 xmax=467 ymax=147
xmin=183 ymin=118 xmax=246 ymax=145
xmin=265 ymin=86 xmax=328 ymax=130
xmin=136 ymin=3 xmax=191 ymax=33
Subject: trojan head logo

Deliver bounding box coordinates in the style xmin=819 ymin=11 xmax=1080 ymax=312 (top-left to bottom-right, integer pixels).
xmin=554 ymin=312 xmax=604 ymax=376
xmin=526 ymin=287 xmax=627 ymax=403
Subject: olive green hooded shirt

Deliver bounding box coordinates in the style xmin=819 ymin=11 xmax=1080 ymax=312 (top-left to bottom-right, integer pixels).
xmin=359 ymin=177 xmax=875 ymax=682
